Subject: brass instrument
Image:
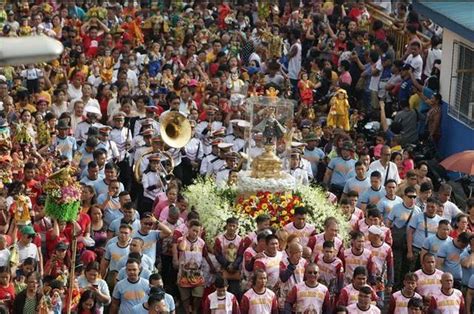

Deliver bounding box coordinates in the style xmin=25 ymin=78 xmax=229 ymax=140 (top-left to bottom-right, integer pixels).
xmin=133 ymin=149 xmax=175 ymax=183
xmin=160 ymin=112 xmax=192 ymax=148
xmin=134 ymin=112 xmax=192 ymax=182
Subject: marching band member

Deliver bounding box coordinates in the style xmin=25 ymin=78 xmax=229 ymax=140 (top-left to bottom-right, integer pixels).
xmin=288 ymin=149 xmax=309 ymax=186
xmin=97 ymin=125 xmax=120 ymax=163
xmin=248 ymin=133 xmax=265 ymax=159
xmin=133 ymin=129 xmax=154 ymax=166
xmin=195 ymin=106 xmax=223 ymax=140
xmin=138 ymin=134 xmax=164 ymax=176
xmin=133 ymin=105 xmax=161 ymax=137
xmin=209 ymin=142 xmax=233 ymax=178
xmin=130 ymin=118 xmax=155 ymax=152
xmin=215 ymin=152 xmax=240 ymax=187
xmin=290 ymin=142 xmax=313 ymax=181
xmin=141 ymin=154 xmax=165 ymax=213
xmin=182 ymin=120 xmax=204 ymax=186
xmin=110 ymin=111 xmax=132 ymax=162
xmin=200 ymin=138 xmax=223 ymax=176
xmin=75 ymin=105 xmax=101 ymax=146
xmin=110 ymin=111 xmax=133 ymax=190
xmin=225 ymin=120 xmax=249 ymax=153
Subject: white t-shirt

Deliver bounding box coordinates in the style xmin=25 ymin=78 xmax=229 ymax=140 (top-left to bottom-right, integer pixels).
xmin=0 ymin=249 xmax=10 ymax=267
xmin=17 ymin=242 xmax=39 ymax=263
xmin=67 ymin=84 xmax=82 ymax=101
xmin=288 ymin=41 xmax=302 ymax=80
xmin=424 ymin=47 xmax=442 ymax=77
xmin=369 ymin=59 xmax=383 ymax=92
xmin=406 ymin=54 xmax=423 ymax=80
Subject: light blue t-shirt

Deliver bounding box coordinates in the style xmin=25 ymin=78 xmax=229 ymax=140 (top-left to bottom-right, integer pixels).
xmin=81 ymin=166 xmax=105 ymax=180
xmin=117 ymin=267 xmax=151 ymax=281
xmin=461 ymin=249 xmax=473 ymax=286
xmin=117 ymin=253 xmax=154 ymax=273
xmin=422 ymin=234 xmax=452 ymax=256
xmin=132 ymin=230 xmax=161 ymax=265
xmin=437 ymin=240 xmax=466 ymax=280
xmin=80 ymin=176 xmax=102 ymax=190
xmin=131 ymin=293 xmax=176 ymax=313
xmin=78 ymin=146 xmax=94 ymax=171
xmin=55 ymin=136 xmax=77 ymax=160
xmin=104 ymin=241 xmax=130 ymax=272
xmin=408 ymin=213 xmax=443 ymax=249
xmin=112 ymin=277 xmax=150 ymax=314
xmin=94 ymin=179 xmax=125 ymax=197
xmin=359 ymin=186 xmax=386 ymax=207
xmin=327 ymin=157 xmax=356 ymax=187
xmin=387 ymin=203 xmax=422 ymax=229
xmin=108 ymin=218 xmax=141 ymax=236
xmin=77 ymin=276 xmax=110 ymax=312
xmin=377 ymin=195 xmax=403 ymax=221
xmin=303 ymin=147 xmax=325 ymax=177
xmin=343 ymin=176 xmax=371 ymax=195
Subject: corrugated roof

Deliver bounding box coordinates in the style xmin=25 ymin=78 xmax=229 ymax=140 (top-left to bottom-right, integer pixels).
xmin=421 ymin=2 xmax=474 ymax=31
xmin=413 ymin=0 xmax=474 ymax=42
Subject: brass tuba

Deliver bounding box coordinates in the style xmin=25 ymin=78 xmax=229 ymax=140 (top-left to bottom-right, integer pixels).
xmin=134 ymin=112 xmax=192 ymax=182
xmin=160 ymin=112 xmax=192 ymax=148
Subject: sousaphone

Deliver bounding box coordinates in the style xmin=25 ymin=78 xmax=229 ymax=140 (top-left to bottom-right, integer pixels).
xmin=160 ymin=112 xmax=192 ymax=148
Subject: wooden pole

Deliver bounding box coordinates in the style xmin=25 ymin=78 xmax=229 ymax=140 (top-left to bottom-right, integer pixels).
xmin=66 ymin=236 xmax=78 ymax=314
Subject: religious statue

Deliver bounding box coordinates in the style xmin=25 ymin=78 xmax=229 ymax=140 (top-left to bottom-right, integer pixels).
xmin=254 ymin=106 xmax=287 ymax=145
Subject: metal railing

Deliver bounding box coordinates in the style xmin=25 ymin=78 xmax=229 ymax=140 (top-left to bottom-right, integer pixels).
xmin=366 ymin=3 xmax=431 ymax=59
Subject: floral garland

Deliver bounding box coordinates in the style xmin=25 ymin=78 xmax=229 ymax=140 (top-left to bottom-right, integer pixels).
xmin=44 ymin=167 xmax=82 ymax=222
xmin=184 ymin=178 xmax=348 ymax=246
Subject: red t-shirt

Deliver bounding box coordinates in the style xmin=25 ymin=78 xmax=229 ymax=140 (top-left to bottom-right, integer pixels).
xmin=24 ymin=179 xmax=42 ymax=206
xmin=45 ymin=226 xmax=73 ymax=258
xmin=82 ymin=34 xmax=104 ymax=58
xmin=0 ymin=283 xmax=15 ymax=310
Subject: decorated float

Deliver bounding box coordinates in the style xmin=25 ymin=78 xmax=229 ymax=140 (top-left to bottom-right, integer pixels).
xmin=184 ymin=91 xmax=348 ymax=245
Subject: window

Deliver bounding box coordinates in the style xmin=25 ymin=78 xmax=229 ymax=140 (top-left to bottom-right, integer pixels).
xmin=449 ymin=41 xmax=474 ymax=128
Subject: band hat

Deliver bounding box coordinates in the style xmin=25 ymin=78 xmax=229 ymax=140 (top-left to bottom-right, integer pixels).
xmin=99 ymin=125 xmax=112 ymax=134
xmin=113 ymin=111 xmax=126 ymax=119
xmin=211 ymin=128 xmax=226 ymax=138
xmin=217 ymin=143 xmax=233 ymax=150
xmin=368 ymin=225 xmax=384 ymax=236
xmin=211 ymin=138 xmax=223 ymax=146
xmin=148 ymin=153 xmax=161 ymax=161
xmin=84 ymin=105 xmax=102 ymax=116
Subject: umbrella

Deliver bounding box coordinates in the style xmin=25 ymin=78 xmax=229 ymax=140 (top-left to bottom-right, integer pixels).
xmin=440 ymin=150 xmax=474 ymax=175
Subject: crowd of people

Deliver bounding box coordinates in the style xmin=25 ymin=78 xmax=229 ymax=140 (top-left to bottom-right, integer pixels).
xmin=0 ymin=0 xmax=470 ymax=313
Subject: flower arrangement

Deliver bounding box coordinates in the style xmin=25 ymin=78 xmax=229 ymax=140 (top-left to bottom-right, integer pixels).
xmin=44 ymin=167 xmax=82 ymax=222
xmin=236 ymin=191 xmax=304 ymax=229
xmin=184 ymin=178 xmax=349 ymax=246
xmin=86 ymin=7 xmax=107 ymax=21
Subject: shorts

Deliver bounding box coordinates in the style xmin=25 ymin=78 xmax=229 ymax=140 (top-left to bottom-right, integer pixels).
xmin=178 ymin=285 xmax=204 ymax=300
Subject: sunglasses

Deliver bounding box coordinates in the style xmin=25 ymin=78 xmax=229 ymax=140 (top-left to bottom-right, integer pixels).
xmin=406 ymin=195 xmax=417 ymax=199
xmin=307 ymin=271 xmax=318 ymax=275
